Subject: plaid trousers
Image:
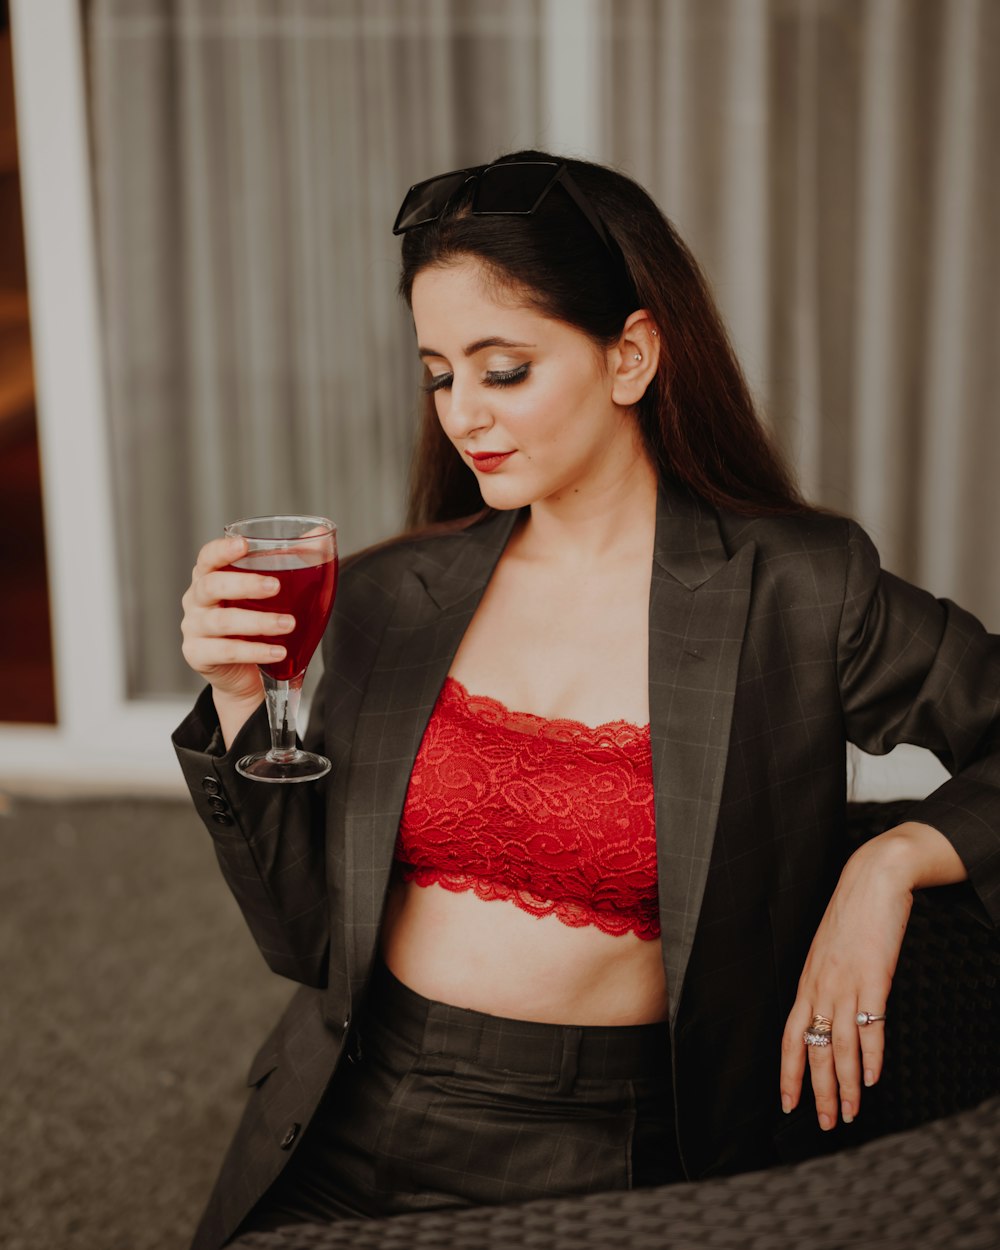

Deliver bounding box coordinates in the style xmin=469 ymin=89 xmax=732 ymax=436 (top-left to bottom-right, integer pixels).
xmin=233 ymin=958 xmax=680 ymax=1232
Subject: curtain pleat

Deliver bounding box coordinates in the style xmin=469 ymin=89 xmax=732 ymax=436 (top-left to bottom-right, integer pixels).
xmin=918 ymin=0 xmax=989 ymax=608
xmin=86 ymin=0 xmax=999 ymax=696
xmin=604 ymin=0 xmax=998 ymax=627
xmin=786 ymin=0 xmax=822 ymax=498
xmin=850 ymin=0 xmax=909 ymax=555
xmin=718 ymin=0 xmax=771 ymax=393
xmin=87 ymin=0 xmax=543 ymax=697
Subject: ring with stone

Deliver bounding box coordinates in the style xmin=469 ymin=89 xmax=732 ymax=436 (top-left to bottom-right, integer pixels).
xmin=856 ymin=1011 xmax=887 ymax=1026
xmin=804 ymin=1013 xmax=833 ymax=1047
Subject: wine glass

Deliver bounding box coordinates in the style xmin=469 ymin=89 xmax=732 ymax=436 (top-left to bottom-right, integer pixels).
xmin=223 ymin=514 xmax=338 ymax=782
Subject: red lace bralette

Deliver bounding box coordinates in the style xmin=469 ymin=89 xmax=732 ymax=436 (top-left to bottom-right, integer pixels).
xmin=395 ymin=677 xmax=660 ymax=940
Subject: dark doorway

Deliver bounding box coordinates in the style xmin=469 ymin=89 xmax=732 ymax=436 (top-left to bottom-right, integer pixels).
xmin=0 ymin=13 xmax=56 ymax=724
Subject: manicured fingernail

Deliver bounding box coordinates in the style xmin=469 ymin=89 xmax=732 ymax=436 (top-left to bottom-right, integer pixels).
xmin=819 ymin=1113 xmax=833 ymax=1131
xmin=841 ymin=1101 xmax=853 ymax=1124
xmin=864 ymin=1069 xmax=874 ymax=1087
xmin=266 ymin=579 xmax=280 ymax=592
xmin=781 ymin=1095 xmax=791 ymax=1114
xmin=269 ymin=647 xmax=285 ymax=659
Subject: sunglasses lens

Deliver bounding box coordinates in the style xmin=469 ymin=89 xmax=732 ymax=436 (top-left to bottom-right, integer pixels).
xmin=394 ymin=172 xmax=473 ymax=232
xmin=394 ymin=160 xmax=614 ymax=265
xmin=474 ymin=162 xmax=559 ymax=214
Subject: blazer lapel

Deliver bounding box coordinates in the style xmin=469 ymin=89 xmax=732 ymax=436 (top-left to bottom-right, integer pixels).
xmin=649 ymin=485 xmax=755 ymax=1025
xmin=339 ymin=509 xmax=520 ymax=998
xmin=333 ymin=490 xmax=754 ymax=1024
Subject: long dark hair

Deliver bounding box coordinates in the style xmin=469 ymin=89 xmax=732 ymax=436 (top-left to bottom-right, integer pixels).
xmin=399 ymin=150 xmax=809 ymax=527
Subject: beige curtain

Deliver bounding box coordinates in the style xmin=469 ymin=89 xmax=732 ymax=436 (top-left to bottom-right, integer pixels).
xmin=605 ymin=0 xmax=1000 ymax=626
xmin=87 ymin=0 xmax=543 ymax=697
xmin=86 ymin=0 xmax=999 ymax=698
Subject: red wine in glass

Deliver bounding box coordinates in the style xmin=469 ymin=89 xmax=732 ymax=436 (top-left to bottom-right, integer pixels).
xmin=224 ymin=551 xmax=338 ymax=681
xmin=223 ymin=515 xmax=338 ymax=783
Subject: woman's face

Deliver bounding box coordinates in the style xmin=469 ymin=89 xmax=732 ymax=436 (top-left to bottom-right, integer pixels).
xmin=410 ymin=257 xmax=648 ymax=512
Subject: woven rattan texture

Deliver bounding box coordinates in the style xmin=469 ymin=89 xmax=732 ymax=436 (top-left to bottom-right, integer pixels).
xmin=848 ymin=801 xmax=1000 ymax=1139
xmin=231 ymin=1094 xmax=1000 ymax=1249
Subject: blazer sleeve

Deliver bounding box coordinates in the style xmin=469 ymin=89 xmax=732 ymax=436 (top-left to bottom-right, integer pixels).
xmin=172 ymin=677 xmax=331 ymax=986
xmin=838 ymin=520 xmax=1000 ymax=924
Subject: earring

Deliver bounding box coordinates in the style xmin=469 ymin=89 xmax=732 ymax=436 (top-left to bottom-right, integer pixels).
xmin=633 ymin=353 xmax=642 ymax=362
xmin=651 ymin=329 xmax=658 ymax=336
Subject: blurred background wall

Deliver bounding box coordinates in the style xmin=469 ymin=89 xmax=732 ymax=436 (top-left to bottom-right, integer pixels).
xmin=2 ymin=8 xmax=996 ymax=1247
xmin=1 ymin=0 xmax=998 ymax=786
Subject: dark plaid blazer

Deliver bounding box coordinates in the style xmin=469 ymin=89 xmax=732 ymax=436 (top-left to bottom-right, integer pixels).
xmin=173 ymin=483 xmax=1000 ymax=1250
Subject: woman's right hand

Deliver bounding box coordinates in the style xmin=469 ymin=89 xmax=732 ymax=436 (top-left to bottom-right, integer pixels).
xmin=181 ymin=535 xmax=294 ymax=731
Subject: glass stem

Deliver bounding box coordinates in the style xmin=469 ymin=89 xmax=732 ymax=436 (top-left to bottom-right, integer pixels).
xmin=261 ymin=671 xmax=305 ymax=762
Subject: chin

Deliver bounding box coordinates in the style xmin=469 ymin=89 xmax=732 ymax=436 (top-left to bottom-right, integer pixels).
xmin=474 ymin=478 xmax=537 ymax=511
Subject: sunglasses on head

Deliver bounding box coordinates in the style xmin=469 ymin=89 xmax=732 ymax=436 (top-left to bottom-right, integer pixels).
xmin=392 ymin=159 xmax=615 ymax=258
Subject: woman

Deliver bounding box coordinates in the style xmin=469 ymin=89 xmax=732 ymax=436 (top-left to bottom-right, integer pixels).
xmin=175 ymin=152 xmax=1000 ymax=1250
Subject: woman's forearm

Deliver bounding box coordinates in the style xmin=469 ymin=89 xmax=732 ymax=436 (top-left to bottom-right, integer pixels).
xmin=859 ymin=820 xmax=968 ymax=891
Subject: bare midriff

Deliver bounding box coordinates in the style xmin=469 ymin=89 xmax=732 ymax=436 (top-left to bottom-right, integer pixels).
xmin=380 ymin=481 xmax=666 ymax=1027
xmin=380 ymin=879 xmax=669 ymax=1026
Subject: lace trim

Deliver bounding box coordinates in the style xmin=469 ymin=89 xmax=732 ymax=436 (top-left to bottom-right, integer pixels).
xmin=444 ymin=677 xmax=650 ymax=751
xmin=403 ymin=866 xmax=661 ymax=941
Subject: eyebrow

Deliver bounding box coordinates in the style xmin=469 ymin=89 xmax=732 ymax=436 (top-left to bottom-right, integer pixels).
xmin=418 ymin=336 xmax=536 ymax=360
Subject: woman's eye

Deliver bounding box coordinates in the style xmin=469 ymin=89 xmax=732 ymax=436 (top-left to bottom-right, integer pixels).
xmin=421 ymin=363 xmax=530 ymax=393
xmin=485 ymin=364 xmax=530 ymax=388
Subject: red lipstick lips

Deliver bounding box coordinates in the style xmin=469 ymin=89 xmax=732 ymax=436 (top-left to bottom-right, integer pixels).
xmin=469 ymin=451 xmax=514 ymax=473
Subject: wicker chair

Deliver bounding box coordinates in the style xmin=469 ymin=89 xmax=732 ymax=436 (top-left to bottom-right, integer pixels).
xmin=230 ymin=802 xmax=1000 ymax=1250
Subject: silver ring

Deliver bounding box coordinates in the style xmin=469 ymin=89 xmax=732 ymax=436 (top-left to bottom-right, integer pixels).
xmin=856 ymin=1011 xmax=887 ymax=1026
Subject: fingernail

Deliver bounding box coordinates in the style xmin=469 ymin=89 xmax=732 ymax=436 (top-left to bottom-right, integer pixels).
xmin=266 ymin=579 xmax=281 ymax=593
xmin=864 ymin=1069 xmax=874 ymax=1088
xmin=781 ymin=1095 xmax=791 ymax=1114
xmin=841 ymin=1101 xmax=853 ymax=1124
xmin=278 ymin=616 xmax=295 ymax=630
xmin=819 ymin=1113 xmax=832 ymax=1131
xmin=269 ymin=647 xmax=285 ymax=659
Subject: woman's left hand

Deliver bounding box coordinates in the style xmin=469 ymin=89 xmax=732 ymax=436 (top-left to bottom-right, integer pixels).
xmin=780 ymin=834 xmax=914 ymax=1130
xmin=781 ymin=820 xmax=967 ymax=1129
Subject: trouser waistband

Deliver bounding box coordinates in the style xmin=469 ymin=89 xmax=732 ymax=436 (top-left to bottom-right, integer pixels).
xmin=365 ymin=957 xmax=671 ymax=1084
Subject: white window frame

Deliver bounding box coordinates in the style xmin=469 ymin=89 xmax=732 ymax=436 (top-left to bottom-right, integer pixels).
xmin=1 ymin=0 xmax=188 ymax=791
xmin=0 ymin=0 xmax=946 ymax=802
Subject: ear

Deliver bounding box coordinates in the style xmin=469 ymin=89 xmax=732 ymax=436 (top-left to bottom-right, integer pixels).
xmin=609 ymin=310 xmax=661 ymax=406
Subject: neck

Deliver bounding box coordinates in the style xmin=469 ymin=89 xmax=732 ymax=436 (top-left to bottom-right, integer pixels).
xmin=517 ymin=449 xmax=659 ymax=566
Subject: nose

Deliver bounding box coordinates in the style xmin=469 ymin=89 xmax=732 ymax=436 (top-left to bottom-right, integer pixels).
xmin=438 ymin=374 xmax=493 ymax=442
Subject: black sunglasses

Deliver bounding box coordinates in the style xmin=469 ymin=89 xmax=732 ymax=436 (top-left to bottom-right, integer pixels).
xmin=392 ymin=159 xmax=615 ymax=258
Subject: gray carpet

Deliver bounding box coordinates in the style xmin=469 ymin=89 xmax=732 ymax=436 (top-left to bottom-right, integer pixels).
xmin=1 ymin=793 xmax=292 ymax=1250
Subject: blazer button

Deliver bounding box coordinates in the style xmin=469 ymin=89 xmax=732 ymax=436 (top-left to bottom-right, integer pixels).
xmin=201 ymin=777 xmax=221 ymax=795
xmin=342 ymin=1012 xmax=351 ymax=1031
xmin=280 ymin=1123 xmax=301 ymax=1150
xmin=212 ymin=812 xmax=234 ymax=826
xmin=208 ymin=797 xmax=228 ymax=812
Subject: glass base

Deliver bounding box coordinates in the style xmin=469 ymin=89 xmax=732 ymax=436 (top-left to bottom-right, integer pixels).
xmin=236 ymin=749 xmax=331 ymax=784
